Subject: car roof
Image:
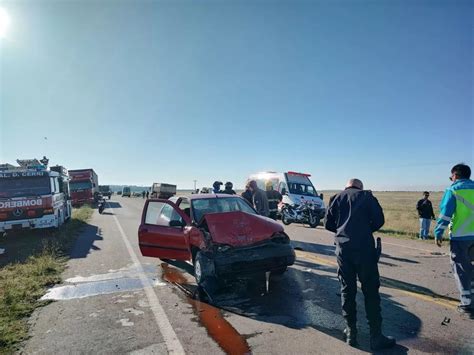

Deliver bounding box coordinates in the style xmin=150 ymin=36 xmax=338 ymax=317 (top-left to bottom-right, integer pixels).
xmin=179 ymin=193 xmax=241 ymax=201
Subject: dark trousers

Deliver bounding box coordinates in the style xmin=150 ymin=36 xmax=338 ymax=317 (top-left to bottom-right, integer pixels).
xmin=269 ymin=211 xmax=278 ymax=220
xmin=450 ymin=239 xmax=474 ymax=307
xmin=337 ymin=249 xmax=382 ymax=333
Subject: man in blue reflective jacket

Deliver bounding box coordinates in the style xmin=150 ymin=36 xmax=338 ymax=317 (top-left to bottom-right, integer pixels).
xmin=434 ymin=163 xmax=474 ymax=315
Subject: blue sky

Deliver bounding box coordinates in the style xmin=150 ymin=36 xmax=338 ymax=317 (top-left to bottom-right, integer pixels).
xmin=0 ymin=0 xmax=472 ymax=190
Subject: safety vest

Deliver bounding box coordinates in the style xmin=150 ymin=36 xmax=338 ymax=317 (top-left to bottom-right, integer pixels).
xmin=435 ymin=179 xmax=474 ymax=240
xmin=451 ymin=187 xmax=474 ymax=238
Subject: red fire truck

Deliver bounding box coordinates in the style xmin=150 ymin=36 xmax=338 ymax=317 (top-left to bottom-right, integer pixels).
xmin=69 ymin=169 xmax=99 ymax=206
xmin=0 ymin=159 xmax=72 ymax=232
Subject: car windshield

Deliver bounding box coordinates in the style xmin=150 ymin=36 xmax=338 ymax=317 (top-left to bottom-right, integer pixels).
xmin=70 ymin=181 xmax=93 ymax=191
xmin=0 ymin=176 xmax=51 ymax=198
xmin=192 ymin=197 xmax=255 ymax=223
xmin=287 ymin=183 xmax=317 ymax=197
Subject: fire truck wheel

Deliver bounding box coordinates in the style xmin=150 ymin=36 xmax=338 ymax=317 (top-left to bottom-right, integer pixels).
xmin=58 ymin=211 xmax=64 ymax=226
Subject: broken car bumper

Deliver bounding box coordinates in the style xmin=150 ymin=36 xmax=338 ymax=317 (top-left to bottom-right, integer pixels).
xmin=212 ymin=243 xmax=295 ymax=276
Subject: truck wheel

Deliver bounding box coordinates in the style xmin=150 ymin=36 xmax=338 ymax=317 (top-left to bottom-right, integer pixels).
xmin=281 ymin=208 xmax=292 ymax=225
xmin=59 ymin=210 xmax=65 ymax=226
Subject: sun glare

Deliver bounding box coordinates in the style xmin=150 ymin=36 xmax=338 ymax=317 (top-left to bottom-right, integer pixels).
xmin=0 ymin=7 xmax=11 ymax=39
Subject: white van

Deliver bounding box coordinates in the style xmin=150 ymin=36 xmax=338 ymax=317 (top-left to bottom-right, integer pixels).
xmin=247 ymin=171 xmax=325 ymax=217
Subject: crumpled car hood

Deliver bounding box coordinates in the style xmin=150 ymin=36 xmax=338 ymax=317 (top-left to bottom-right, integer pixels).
xmin=203 ymin=211 xmax=284 ymax=247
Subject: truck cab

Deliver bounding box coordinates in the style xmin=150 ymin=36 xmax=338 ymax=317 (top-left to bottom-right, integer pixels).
xmin=69 ymin=169 xmax=99 ymax=206
xmin=122 ymin=186 xmax=131 ymax=197
xmin=99 ymin=185 xmax=112 ymax=199
xmin=0 ymin=159 xmax=72 ymax=232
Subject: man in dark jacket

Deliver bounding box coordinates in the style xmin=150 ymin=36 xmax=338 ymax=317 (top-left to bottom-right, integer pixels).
xmin=325 ymin=178 xmax=395 ymax=350
xmin=416 ymin=191 xmax=435 ymax=240
xmin=212 ymin=181 xmax=223 ymax=194
xmin=265 ymin=181 xmax=282 ymax=220
xmin=222 ymin=181 xmax=236 ymax=195
xmin=249 ymin=180 xmax=269 ymax=217
xmin=241 ymin=182 xmax=253 ymax=206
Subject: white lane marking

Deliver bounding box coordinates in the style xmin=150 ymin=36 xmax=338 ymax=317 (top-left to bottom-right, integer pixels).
xmin=110 ymin=205 xmax=185 ymax=354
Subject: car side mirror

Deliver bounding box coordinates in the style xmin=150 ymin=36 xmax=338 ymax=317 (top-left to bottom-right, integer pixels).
xmin=320 ymin=193 xmax=324 ymax=200
xmin=169 ymin=220 xmax=185 ymax=228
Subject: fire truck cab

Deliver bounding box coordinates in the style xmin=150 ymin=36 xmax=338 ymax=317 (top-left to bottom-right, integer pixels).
xmin=0 ymin=159 xmax=72 ymax=232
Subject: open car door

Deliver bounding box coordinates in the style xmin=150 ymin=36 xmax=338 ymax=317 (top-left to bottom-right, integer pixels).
xmin=138 ymin=199 xmax=191 ymax=260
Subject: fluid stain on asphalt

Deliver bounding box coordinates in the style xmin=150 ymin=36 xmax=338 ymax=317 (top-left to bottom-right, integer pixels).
xmin=41 ymin=264 xmax=164 ymax=301
xmin=161 ymin=264 xmax=251 ymax=355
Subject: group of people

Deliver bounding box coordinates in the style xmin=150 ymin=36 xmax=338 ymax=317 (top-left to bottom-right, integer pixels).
xmin=212 ymin=180 xmax=282 ymax=220
xmin=204 ymin=164 xmax=473 ymax=351
xmin=325 ymin=163 xmax=473 ymax=350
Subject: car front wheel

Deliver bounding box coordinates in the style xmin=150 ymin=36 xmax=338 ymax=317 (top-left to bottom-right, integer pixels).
xmin=194 ymin=251 xmax=214 ymax=286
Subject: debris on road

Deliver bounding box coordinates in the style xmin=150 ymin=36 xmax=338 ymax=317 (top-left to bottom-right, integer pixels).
xmin=441 ymin=317 xmax=451 ymax=326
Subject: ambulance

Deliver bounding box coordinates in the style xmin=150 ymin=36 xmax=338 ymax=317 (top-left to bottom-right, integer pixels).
xmin=247 ymin=171 xmax=326 ymax=218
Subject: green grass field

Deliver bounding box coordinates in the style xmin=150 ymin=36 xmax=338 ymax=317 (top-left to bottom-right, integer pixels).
xmin=0 ymin=206 xmax=93 ymax=354
xmin=322 ymin=191 xmax=444 ymax=239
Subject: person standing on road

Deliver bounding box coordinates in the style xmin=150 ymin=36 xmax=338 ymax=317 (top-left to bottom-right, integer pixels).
xmin=265 ymin=181 xmax=282 ymax=220
xmin=222 ymin=182 xmax=236 ymax=195
xmin=325 ymin=178 xmax=396 ymax=350
xmin=142 ymin=191 xmax=146 ymax=199
xmin=416 ymin=191 xmax=435 ymax=240
xmin=241 ymin=182 xmax=253 ymax=206
xmin=434 ymin=163 xmax=474 ymax=315
xmin=146 ymin=191 xmax=149 ymax=199
xmin=249 ymin=180 xmax=269 ymax=217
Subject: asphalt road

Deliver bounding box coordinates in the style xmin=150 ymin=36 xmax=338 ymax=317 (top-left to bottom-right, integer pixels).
xmin=23 ymin=197 xmax=473 ymax=354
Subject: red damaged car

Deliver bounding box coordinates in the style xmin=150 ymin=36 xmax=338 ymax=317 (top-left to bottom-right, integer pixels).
xmin=138 ymin=194 xmax=295 ymax=288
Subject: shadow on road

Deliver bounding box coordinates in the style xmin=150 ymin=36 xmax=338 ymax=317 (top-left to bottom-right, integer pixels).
xmin=69 ymin=224 xmax=102 ymax=259
xmin=292 ymin=240 xmax=419 ymax=265
xmin=100 ymin=212 xmax=115 ymax=216
xmin=162 ymin=234 xmax=466 ymax=354
xmin=105 ymin=202 xmax=122 ymax=209
xmin=163 ymin=257 xmax=462 ymax=354
xmin=0 ymin=220 xmax=99 ymax=266
xmin=291 ymin=240 xmax=457 ymax=304
xmin=380 ymin=253 xmax=419 ymax=264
